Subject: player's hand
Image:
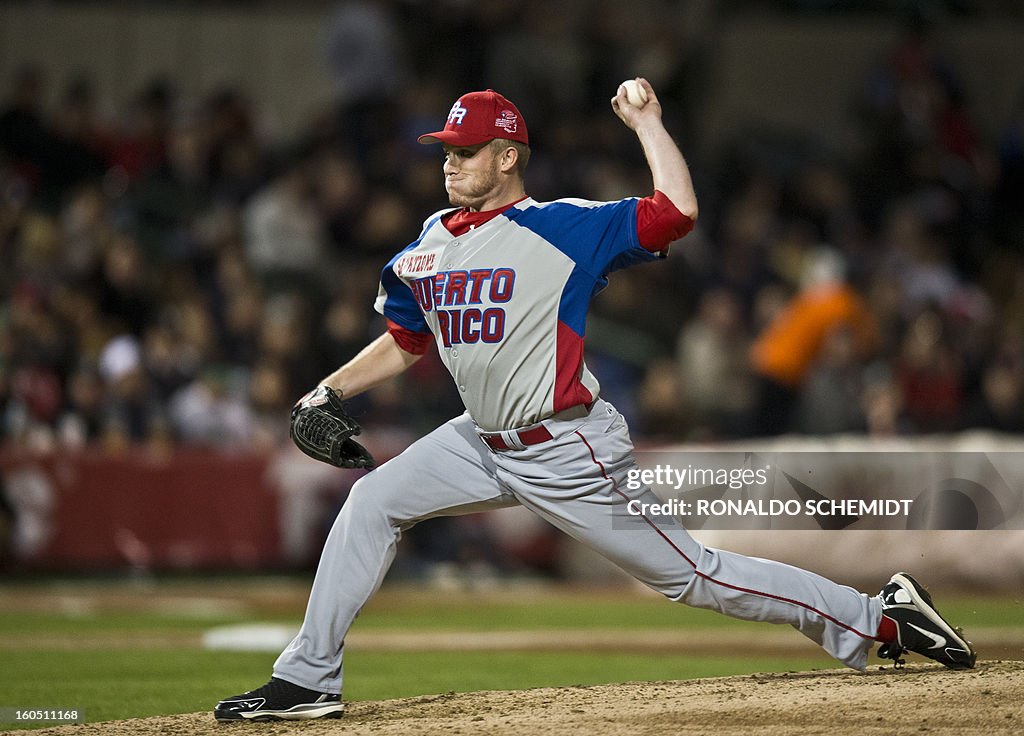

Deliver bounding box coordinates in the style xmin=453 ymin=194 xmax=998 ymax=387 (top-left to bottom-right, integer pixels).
xmin=610 ymin=78 xmax=663 ymax=132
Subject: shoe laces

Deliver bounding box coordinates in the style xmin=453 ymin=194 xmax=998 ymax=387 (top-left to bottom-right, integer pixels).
xmin=877 ymin=640 xmax=907 ymax=668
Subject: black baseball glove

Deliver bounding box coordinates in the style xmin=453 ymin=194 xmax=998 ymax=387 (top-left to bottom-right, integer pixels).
xmin=289 ymin=386 xmax=375 ymax=469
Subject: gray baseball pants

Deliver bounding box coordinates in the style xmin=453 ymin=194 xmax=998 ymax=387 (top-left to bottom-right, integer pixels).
xmin=273 ymin=399 xmax=882 ymax=694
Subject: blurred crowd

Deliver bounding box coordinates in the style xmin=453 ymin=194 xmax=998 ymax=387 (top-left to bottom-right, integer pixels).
xmin=1 ymin=0 xmax=1023 ymax=464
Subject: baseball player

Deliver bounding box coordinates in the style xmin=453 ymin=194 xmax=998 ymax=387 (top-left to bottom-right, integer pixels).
xmin=214 ymin=79 xmax=975 ymax=721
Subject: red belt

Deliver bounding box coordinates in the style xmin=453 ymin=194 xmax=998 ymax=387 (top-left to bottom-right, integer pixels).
xmin=479 ymin=425 xmax=554 ymax=451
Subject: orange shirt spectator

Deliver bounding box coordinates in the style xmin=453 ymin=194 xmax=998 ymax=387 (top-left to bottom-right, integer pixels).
xmin=751 ymin=281 xmax=878 ymax=389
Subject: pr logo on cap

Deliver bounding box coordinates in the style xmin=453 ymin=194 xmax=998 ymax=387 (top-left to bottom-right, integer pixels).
xmin=447 ymin=101 xmax=468 ymax=126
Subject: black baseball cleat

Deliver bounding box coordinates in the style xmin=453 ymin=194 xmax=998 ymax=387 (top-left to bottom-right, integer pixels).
xmin=214 ymin=677 xmax=344 ymax=721
xmin=877 ymin=572 xmax=976 ymax=670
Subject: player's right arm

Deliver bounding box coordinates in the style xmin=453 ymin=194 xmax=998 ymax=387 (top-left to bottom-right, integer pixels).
xmin=607 ymin=78 xmax=698 ymax=254
xmin=317 ymin=331 xmax=423 ymax=400
xmin=611 ymin=77 xmax=698 ymax=223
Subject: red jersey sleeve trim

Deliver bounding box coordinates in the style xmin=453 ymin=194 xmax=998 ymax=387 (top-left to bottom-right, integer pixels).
xmin=636 ymin=189 xmax=694 ymax=252
xmin=387 ymin=319 xmax=433 ymax=355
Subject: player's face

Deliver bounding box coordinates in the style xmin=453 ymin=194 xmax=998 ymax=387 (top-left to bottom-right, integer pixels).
xmin=442 ymin=142 xmax=502 ymax=210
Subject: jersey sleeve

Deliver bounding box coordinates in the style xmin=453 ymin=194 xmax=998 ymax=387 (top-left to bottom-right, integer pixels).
xmin=373 ymin=268 xmax=428 ymax=333
xmin=636 ymin=189 xmax=694 ymax=252
xmin=373 ymin=250 xmax=431 ymax=333
xmin=372 ymin=213 xmax=450 ymax=333
xmin=386 ymin=319 xmax=433 ymax=355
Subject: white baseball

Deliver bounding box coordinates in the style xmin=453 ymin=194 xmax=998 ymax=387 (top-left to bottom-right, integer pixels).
xmin=620 ymin=79 xmax=648 ymax=107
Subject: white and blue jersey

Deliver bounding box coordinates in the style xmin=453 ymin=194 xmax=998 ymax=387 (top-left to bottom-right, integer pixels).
xmin=374 ymin=196 xmax=659 ymax=432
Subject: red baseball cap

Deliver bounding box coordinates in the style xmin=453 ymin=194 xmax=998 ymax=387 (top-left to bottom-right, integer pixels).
xmin=417 ymin=89 xmax=529 ymax=146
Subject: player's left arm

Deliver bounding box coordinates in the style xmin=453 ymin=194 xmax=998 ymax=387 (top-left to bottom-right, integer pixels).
xmin=611 ymin=78 xmax=698 ymax=249
xmin=316 ymin=330 xmax=423 ymax=400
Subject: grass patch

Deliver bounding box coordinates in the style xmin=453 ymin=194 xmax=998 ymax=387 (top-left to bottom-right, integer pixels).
xmin=0 ymin=649 xmax=272 ymax=728
xmin=7 ymin=592 xmax=1016 ymax=640
xmin=358 ymin=594 xmax=755 ymax=631
xmin=0 ymin=612 xmax=247 ymax=636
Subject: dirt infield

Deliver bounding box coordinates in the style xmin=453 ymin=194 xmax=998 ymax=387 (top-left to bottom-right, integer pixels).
xmin=26 ymin=660 xmax=1023 ymax=736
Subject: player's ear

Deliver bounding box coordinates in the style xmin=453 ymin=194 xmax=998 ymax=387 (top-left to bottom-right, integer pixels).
xmin=498 ymin=145 xmax=519 ymax=174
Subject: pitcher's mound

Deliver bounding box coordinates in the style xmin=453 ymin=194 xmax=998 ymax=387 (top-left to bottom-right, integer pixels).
xmin=27 ymin=660 xmax=1023 ymax=735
